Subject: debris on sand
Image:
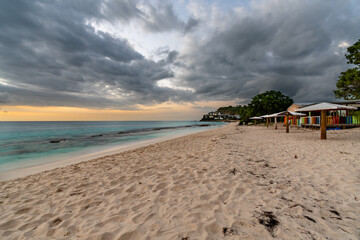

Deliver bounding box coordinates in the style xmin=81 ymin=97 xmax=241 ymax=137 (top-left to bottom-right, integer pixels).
xmin=329 ymin=210 xmax=340 ymax=216
xmin=304 ymin=216 xmax=316 ymax=223
xmin=229 ymin=168 xmax=237 ymax=175
xmin=258 ymin=211 xmax=279 ymax=236
xmin=223 ymin=227 xmax=238 ymax=236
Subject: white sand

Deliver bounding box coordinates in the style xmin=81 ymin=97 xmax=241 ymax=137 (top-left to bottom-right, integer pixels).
xmin=0 ymin=123 xmax=359 ymax=239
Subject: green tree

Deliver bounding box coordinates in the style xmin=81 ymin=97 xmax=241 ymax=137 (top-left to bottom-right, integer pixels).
xmin=345 ymin=39 xmax=360 ymax=65
xmin=238 ymin=105 xmax=253 ymax=123
xmin=248 ymin=90 xmax=293 ymax=117
xmin=217 ymin=105 xmax=240 ymax=115
xmin=201 ymin=90 xmax=293 ymax=124
xmin=334 ymin=39 xmax=360 ymax=100
xmin=334 ymin=68 xmax=360 ymax=100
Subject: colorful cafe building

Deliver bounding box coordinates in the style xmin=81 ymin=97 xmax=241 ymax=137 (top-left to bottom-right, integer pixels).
xmin=285 ymin=100 xmax=360 ymax=128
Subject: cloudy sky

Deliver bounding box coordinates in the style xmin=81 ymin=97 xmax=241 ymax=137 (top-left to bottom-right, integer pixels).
xmin=0 ymin=0 xmax=359 ymax=120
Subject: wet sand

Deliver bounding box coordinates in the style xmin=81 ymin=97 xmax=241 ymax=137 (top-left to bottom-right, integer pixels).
xmin=0 ymin=123 xmax=359 ymax=239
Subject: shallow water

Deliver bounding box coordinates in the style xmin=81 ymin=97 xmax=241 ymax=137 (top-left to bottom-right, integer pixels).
xmin=0 ymin=121 xmax=224 ymax=172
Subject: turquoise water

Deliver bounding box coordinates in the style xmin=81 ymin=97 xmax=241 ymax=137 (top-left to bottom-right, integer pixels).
xmin=0 ymin=121 xmax=224 ymax=172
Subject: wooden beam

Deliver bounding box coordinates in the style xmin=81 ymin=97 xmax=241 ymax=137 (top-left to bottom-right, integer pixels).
xmin=321 ymin=110 xmax=327 ymax=139
xmin=274 ymin=117 xmax=277 ymax=129
xmin=266 ymin=118 xmax=269 ymax=128
xmin=254 ymin=119 xmax=257 ymax=126
xmin=286 ymin=113 xmax=289 ymax=133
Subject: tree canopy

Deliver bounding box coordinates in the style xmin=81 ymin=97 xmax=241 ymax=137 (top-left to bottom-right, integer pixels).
xmin=334 ymin=68 xmax=360 ymax=100
xmin=345 ymin=39 xmax=360 ymax=66
xmin=248 ymin=90 xmax=293 ymax=117
xmin=207 ymin=90 xmax=293 ymax=123
xmin=334 ymin=39 xmax=360 ymax=100
xmin=217 ymin=106 xmax=240 ymax=115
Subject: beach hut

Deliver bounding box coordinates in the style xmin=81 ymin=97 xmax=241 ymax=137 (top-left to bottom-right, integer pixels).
xmin=249 ymin=116 xmax=263 ymax=126
xmin=295 ymin=102 xmax=356 ymax=139
xmin=277 ymin=111 xmax=306 ymax=133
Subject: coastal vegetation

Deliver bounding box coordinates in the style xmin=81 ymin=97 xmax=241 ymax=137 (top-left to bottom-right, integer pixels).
xmin=201 ymin=90 xmax=293 ymax=123
xmin=334 ymin=39 xmax=360 ymax=100
xmin=247 ymin=90 xmax=293 ymax=117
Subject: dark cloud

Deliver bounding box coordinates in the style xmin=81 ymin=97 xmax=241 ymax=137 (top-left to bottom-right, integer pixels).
xmin=153 ymin=47 xmax=179 ymax=64
xmin=166 ymin=51 xmax=179 ymax=64
xmin=0 ymin=0 xmax=359 ymax=111
xmin=191 ymin=105 xmax=215 ymax=112
xmin=136 ymin=1 xmax=199 ymax=33
xmin=176 ymin=0 xmax=360 ymax=104
xmin=0 ymin=92 xmax=10 ymax=104
xmin=101 ymin=0 xmax=142 ymax=22
xmin=0 ymin=0 xmax=194 ymax=109
xmin=140 ymin=1 xmax=183 ymax=32
xmin=184 ymin=17 xmax=200 ymax=33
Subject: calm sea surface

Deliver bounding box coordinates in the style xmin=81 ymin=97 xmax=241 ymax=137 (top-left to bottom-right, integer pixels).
xmin=0 ymin=121 xmax=224 ymax=172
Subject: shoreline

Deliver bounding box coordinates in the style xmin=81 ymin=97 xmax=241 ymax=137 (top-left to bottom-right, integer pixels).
xmin=0 ymin=124 xmax=359 ymax=239
xmin=0 ymin=124 xmax=229 ymax=181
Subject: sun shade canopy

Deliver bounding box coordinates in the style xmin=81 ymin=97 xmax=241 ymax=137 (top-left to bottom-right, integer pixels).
xmin=249 ymin=116 xmax=263 ymax=120
xmin=260 ymin=111 xmax=305 ymax=118
xmin=277 ymin=111 xmax=306 ymax=116
xmin=267 ymin=113 xmax=279 ymax=117
xmin=295 ymin=102 xmax=357 ymax=112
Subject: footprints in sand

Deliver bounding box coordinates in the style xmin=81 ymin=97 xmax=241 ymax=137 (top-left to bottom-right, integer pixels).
xmin=49 ymin=217 xmax=62 ymax=227
xmin=234 ymin=187 xmax=251 ymax=197
xmin=69 ymin=191 xmax=83 ymax=196
xmin=14 ymin=207 xmax=31 ymax=214
xmin=153 ymin=182 xmax=168 ymax=192
xmin=1 ymin=125 xmax=360 ymax=239
xmin=199 ymin=194 xmax=211 ymax=201
xmin=0 ymin=219 xmax=20 ymax=231
xmin=83 ymin=201 xmax=102 ymax=210
xmin=118 ymin=229 xmax=142 ymax=240
xmin=104 ymin=188 xmax=122 ymax=196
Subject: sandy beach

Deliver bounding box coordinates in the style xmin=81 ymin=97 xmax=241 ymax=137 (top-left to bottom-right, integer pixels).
xmin=0 ymin=123 xmax=359 ymax=239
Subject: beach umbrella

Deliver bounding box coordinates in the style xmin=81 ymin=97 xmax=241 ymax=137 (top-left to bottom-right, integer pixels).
xmin=249 ymin=116 xmax=263 ymax=125
xmin=277 ymin=111 xmax=306 ymax=133
xmin=295 ymin=102 xmax=356 ymax=139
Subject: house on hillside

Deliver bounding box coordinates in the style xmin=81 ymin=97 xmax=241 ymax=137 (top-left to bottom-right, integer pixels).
xmin=201 ymin=111 xmax=241 ymax=121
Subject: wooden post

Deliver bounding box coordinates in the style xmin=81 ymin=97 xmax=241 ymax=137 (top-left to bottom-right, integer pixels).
xmin=266 ymin=118 xmax=269 ymax=128
xmin=321 ymin=110 xmax=327 ymax=139
xmin=274 ymin=117 xmax=277 ymax=129
xmin=254 ymin=120 xmax=257 ymax=126
xmin=286 ymin=113 xmax=289 ymax=133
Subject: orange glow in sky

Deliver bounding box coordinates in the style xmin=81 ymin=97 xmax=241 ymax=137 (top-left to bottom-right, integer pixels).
xmin=0 ymin=100 xmax=238 ymax=121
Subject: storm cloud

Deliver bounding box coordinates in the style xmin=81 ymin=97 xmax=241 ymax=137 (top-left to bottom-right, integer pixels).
xmin=0 ymin=0 xmax=197 ymax=109
xmin=0 ymin=0 xmax=359 ymax=109
xmin=177 ymin=0 xmax=360 ymax=103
